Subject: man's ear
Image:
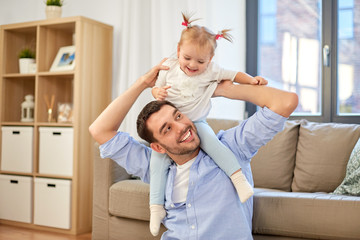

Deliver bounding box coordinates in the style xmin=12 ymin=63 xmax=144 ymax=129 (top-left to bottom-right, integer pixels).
xmin=150 ymin=142 xmax=166 ymax=154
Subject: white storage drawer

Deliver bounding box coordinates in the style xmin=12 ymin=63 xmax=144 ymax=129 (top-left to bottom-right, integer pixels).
xmin=34 ymin=177 xmax=71 ymax=229
xmin=0 ymin=174 xmax=32 ymax=223
xmin=39 ymin=127 xmax=73 ymax=176
xmin=1 ymin=126 xmax=33 ymax=173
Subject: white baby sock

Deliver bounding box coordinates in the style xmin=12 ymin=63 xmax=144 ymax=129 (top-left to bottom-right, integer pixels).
xmin=230 ymin=170 xmax=254 ymax=203
xmin=149 ymin=204 xmax=166 ymax=236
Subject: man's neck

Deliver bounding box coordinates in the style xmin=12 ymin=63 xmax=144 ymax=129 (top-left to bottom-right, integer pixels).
xmin=169 ymin=148 xmax=200 ymax=166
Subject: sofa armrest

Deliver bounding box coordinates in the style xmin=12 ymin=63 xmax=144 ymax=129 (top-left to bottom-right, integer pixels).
xmin=92 ymin=142 xmax=131 ymax=240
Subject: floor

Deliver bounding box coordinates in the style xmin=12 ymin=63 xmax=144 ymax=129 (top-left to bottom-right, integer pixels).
xmin=0 ymin=224 xmax=92 ymax=240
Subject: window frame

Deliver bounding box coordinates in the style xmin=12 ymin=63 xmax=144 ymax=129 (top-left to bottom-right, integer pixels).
xmin=246 ymin=0 xmax=360 ymax=124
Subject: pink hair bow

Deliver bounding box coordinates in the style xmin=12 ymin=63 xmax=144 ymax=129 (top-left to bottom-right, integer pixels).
xmin=215 ymin=34 xmax=224 ymax=40
xmin=182 ymin=21 xmax=188 ymax=27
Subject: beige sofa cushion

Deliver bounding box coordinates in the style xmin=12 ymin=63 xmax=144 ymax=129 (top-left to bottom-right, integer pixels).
xmin=292 ymin=120 xmax=360 ymax=192
xmin=251 ymin=121 xmax=300 ymax=191
xmin=253 ymin=188 xmax=360 ymax=239
xmin=109 ymin=180 xmax=150 ymax=221
xmin=206 ymin=118 xmax=240 ymax=134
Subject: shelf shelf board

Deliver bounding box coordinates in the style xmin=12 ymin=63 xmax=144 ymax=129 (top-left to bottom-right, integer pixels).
xmin=0 ymin=171 xmax=73 ymax=180
xmin=1 ymin=122 xmax=73 ymax=127
xmin=0 ymin=171 xmax=33 ymax=177
xmin=1 ymin=122 xmax=34 ymax=126
xmin=35 ymin=173 xmax=73 ymax=180
xmin=2 ymin=72 xmax=75 ymax=78
xmin=36 ymin=122 xmax=73 ymax=127
xmin=2 ymin=73 xmax=36 ymax=78
xmin=38 ymin=71 xmax=74 ymax=76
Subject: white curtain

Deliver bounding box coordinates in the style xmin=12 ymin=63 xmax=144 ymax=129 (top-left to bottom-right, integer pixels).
xmin=115 ymin=0 xmax=246 ymax=139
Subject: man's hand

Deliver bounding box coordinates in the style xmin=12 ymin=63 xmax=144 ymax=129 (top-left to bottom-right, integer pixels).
xmin=140 ymin=58 xmax=169 ymax=88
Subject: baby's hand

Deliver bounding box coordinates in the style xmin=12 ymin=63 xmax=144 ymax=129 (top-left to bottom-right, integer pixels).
xmin=155 ymin=86 xmax=171 ymax=101
xmin=253 ymin=76 xmax=268 ymax=85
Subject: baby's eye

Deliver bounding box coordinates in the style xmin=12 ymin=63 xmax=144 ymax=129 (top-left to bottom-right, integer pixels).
xmin=198 ymin=61 xmax=205 ymax=64
xmin=184 ymin=57 xmax=191 ymax=61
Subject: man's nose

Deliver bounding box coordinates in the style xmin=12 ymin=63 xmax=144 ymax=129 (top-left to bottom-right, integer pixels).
xmin=174 ymin=121 xmax=187 ymax=133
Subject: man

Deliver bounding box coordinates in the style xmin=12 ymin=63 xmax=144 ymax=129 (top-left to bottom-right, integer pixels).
xmin=89 ymin=59 xmax=298 ymax=239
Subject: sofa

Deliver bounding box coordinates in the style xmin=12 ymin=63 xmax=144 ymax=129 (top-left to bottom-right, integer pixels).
xmin=92 ymin=119 xmax=360 ymax=240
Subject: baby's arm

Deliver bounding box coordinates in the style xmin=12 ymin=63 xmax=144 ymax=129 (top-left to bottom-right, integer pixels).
xmin=234 ymin=72 xmax=268 ymax=85
xmin=152 ymin=86 xmax=171 ymax=101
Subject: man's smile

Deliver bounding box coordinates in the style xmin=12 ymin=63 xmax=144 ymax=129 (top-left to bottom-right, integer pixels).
xmin=179 ymin=128 xmax=193 ymax=143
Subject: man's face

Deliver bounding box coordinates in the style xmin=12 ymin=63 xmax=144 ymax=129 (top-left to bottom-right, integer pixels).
xmin=147 ymin=105 xmax=200 ymax=164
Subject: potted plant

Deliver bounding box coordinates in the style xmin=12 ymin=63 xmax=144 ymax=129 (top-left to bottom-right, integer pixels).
xmin=45 ymin=0 xmax=64 ymax=19
xmin=18 ymin=48 xmax=36 ymax=74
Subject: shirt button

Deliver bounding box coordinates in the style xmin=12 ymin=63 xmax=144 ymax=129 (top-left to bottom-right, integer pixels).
xmin=187 ymin=203 xmax=192 ymax=208
xmin=191 ymin=225 xmax=195 ymax=229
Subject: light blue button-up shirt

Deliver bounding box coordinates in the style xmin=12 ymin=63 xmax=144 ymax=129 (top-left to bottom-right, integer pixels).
xmin=100 ymin=107 xmax=286 ymax=240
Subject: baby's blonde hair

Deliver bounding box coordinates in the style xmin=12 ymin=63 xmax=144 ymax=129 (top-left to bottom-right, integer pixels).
xmin=178 ymin=12 xmax=232 ymax=57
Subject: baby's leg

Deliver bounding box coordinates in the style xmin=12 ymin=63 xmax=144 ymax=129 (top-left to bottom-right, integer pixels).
xmin=149 ymin=151 xmax=171 ymax=236
xmin=194 ymin=121 xmax=254 ymax=203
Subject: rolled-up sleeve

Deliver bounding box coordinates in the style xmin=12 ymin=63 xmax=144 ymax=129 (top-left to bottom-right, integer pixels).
xmin=219 ymin=107 xmax=287 ymax=162
xmin=100 ymin=132 xmax=152 ymax=183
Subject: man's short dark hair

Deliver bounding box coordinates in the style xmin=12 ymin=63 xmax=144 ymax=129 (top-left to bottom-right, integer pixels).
xmin=137 ymin=100 xmax=177 ymax=143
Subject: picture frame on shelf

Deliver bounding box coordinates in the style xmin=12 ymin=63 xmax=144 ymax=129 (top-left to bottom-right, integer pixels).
xmin=50 ymin=45 xmax=75 ymax=72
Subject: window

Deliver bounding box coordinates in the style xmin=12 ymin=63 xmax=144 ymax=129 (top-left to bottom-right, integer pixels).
xmin=337 ymin=0 xmax=358 ymax=115
xmin=246 ymin=0 xmax=360 ymax=123
xmin=259 ymin=0 xmax=277 ymax=44
xmin=338 ymin=0 xmax=354 ymax=39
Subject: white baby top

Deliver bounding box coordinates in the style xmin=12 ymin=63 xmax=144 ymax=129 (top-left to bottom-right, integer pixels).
xmin=155 ymin=58 xmax=237 ymax=121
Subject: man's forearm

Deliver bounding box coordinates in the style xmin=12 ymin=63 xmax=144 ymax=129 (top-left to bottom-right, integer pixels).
xmin=89 ymin=58 xmax=169 ymax=145
xmin=89 ymin=80 xmax=147 ymax=145
xmin=214 ymin=82 xmax=298 ymax=118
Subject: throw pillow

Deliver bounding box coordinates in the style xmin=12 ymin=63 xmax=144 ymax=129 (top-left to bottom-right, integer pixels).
xmin=292 ymin=120 xmax=360 ymax=193
xmin=251 ymin=120 xmax=300 ymax=191
xmin=333 ymin=138 xmax=360 ymax=196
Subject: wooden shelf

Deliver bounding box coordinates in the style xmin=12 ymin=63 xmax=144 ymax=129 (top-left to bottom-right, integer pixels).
xmin=1 ymin=122 xmax=34 ymax=126
xmin=38 ymin=71 xmax=74 ymax=76
xmin=3 ymin=73 xmax=36 ymax=78
xmin=0 ymin=16 xmax=113 ymax=234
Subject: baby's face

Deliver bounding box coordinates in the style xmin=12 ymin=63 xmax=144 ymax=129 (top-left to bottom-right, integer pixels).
xmin=177 ymin=41 xmax=213 ymax=77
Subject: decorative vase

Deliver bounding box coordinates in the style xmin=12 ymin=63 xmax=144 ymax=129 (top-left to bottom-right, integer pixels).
xmin=45 ymin=6 xmax=62 ymax=19
xmin=19 ymin=58 xmax=35 ymax=74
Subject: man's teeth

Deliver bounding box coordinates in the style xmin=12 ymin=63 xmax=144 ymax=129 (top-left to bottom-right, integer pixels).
xmin=181 ymin=130 xmax=191 ymax=142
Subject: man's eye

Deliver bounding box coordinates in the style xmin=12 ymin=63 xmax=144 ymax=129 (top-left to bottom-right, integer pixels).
xmin=164 ymin=126 xmax=171 ymax=133
xmin=176 ymin=114 xmax=181 ymax=119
